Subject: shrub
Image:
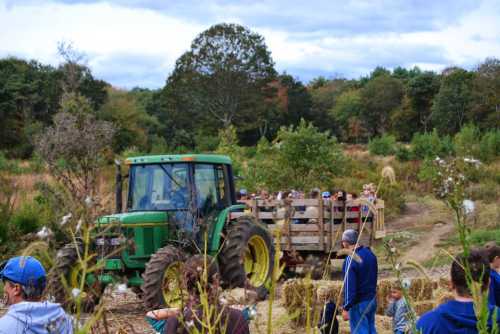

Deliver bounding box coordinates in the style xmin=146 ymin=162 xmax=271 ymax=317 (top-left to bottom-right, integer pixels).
xmin=368 ymin=134 xmax=396 ymax=156
xmin=479 ymin=129 xmax=500 ymax=163
xmin=454 ymin=124 xmax=480 ymax=158
xmin=395 ymin=145 xmax=413 ymax=162
xmin=377 ymin=183 xmax=406 ymax=218
xmin=9 ymin=202 xmax=41 ymax=235
xmin=411 ymin=131 xmax=442 ymax=160
xmin=440 ymin=135 xmax=455 ymax=157
xmin=417 ymin=159 xmax=438 ymax=182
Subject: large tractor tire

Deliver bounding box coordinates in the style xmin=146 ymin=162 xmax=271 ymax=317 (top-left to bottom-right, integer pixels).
xmin=141 ymin=246 xmax=187 ymax=309
xmin=46 ymin=242 xmax=102 ymax=312
xmin=219 ymin=216 xmax=275 ymax=297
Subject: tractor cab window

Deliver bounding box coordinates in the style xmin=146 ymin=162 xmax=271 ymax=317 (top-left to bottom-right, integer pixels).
xmin=129 ymin=163 xmax=189 ymax=211
xmin=194 ymin=164 xmax=231 ymax=215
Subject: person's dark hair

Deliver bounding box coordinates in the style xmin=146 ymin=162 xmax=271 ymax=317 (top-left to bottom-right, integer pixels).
xmin=486 ymin=246 xmax=500 ymax=263
xmin=451 ymin=249 xmax=490 ymax=297
xmin=338 ymin=190 xmax=346 ymax=201
xmin=310 ymin=188 xmax=320 ymax=199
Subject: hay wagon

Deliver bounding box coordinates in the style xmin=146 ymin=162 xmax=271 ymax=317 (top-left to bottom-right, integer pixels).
xmin=230 ymin=197 xmax=385 ymax=278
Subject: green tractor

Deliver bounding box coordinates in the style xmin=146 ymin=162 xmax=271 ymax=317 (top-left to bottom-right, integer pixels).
xmin=48 ymin=154 xmax=274 ymax=310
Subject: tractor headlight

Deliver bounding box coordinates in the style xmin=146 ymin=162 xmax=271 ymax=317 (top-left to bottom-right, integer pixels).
xmin=95 ymin=238 xmax=106 ymax=246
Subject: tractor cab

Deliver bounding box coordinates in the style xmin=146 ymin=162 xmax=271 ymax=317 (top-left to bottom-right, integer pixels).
xmin=125 ymin=155 xmax=236 ymax=213
xmin=120 ymin=155 xmax=237 ymax=244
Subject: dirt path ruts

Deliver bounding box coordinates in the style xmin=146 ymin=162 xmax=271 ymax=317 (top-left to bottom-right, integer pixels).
xmin=386 ymin=201 xmax=455 ymax=265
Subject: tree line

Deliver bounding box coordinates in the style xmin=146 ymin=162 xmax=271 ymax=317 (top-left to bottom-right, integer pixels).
xmin=0 ymin=23 xmax=498 ymax=159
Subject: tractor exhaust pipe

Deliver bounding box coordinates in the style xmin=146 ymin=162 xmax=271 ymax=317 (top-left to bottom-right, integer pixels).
xmin=115 ymin=159 xmax=123 ymax=213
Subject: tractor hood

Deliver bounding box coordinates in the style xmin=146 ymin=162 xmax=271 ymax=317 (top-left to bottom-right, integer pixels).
xmin=97 ymin=211 xmax=168 ymax=226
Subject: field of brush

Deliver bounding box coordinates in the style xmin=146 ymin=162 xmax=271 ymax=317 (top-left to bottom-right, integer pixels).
xmin=0 ymin=147 xmax=498 ymax=333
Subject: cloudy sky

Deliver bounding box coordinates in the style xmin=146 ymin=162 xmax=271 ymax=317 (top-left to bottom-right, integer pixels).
xmin=1 ymin=0 xmax=499 ymax=88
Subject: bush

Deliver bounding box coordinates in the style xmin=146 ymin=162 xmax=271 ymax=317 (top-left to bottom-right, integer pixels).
xmin=9 ymin=203 xmax=41 ymax=235
xmin=440 ymin=135 xmax=455 ymax=157
xmin=479 ymin=129 xmax=500 ymax=163
xmin=377 ymin=183 xmax=406 ymax=219
xmin=395 ymin=145 xmax=413 ymax=162
xmin=411 ymin=131 xmax=442 ymax=159
xmin=454 ymin=124 xmax=480 ymax=158
xmin=368 ymin=134 xmax=396 ymax=156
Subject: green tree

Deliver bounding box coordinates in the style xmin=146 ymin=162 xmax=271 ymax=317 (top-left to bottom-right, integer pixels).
xmin=57 ymin=42 xmax=108 ymax=110
xmin=330 ymin=89 xmax=366 ymax=142
xmin=309 ymin=78 xmax=354 ymax=133
xmin=407 ymin=71 xmax=441 ymax=132
xmin=470 ymin=58 xmax=500 ymax=130
xmin=360 ymin=75 xmax=404 ymax=137
xmin=0 ymin=58 xmax=61 ymax=157
xmin=431 ymin=68 xmax=474 ymax=135
xmin=99 ymin=87 xmax=158 ymax=153
xmin=277 ymin=74 xmax=313 ymax=127
xmin=271 ymin=120 xmax=346 ymax=190
xmin=166 ymin=23 xmax=277 ymax=144
xmin=390 ymin=94 xmax=417 ymax=141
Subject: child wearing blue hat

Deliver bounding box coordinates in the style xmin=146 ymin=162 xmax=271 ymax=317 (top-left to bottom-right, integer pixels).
xmin=0 ymin=256 xmax=73 ymax=333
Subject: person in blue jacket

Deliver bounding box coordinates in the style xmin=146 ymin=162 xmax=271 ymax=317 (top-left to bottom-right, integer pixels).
xmin=486 ymin=245 xmax=500 ymax=308
xmin=0 ymin=256 xmax=73 ymax=334
xmin=341 ymin=229 xmax=378 ymax=334
xmin=417 ymin=249 xmax=500 ymax=334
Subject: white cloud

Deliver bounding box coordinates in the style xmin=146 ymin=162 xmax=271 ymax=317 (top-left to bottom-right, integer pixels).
xmin=0 ymin=1 xmax=204 ymax=87
xmin=0 ymin=0 xmax=498 ymax=87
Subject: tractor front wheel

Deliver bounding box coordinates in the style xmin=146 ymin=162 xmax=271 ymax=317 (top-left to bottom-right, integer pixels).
xmin=141 ymin=246 xmax=186 ymax=309
xmin=219 ymin=217 xmax=275 ymax=296
xmin=46 ymin=242 xmax=102 ymax=312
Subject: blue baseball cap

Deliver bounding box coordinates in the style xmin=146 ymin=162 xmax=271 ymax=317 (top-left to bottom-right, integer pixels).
xmin=322 ymin=191 xmax=331 ymax=198
xmin=239 ymin=189 xmax=248 ymax=195
xmin=0 ymin=256 xmax=46 ymax=288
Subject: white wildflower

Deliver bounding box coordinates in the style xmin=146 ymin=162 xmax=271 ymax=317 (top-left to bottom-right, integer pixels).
xmin=75 ymin=219 xmax=83 ymax=233
xmin=36 ymin=226 xmax=53 ymax=240
xmin=463 ymin=199 xmax=475 ymax=215
xmin=116 ymin=284 xmax=127 ymax=294
xmin=84 ymin=196 xmax=93 ymax=208
xmin=402 ymin=278 xmax=411 ymax=290
xmin=71 ymin=288 xmax=81 ymax=298
xmin=60 ymin=213 xmax=72 ymax=226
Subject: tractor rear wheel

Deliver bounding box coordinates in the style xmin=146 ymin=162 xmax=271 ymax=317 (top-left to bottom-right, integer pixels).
xmin=46 ymin=242 xmax=102 ymax=312
xmin=141 ymin=246 xmax=186 ymax=309
xmin=219 ymin=216 xmax=274 ymax=296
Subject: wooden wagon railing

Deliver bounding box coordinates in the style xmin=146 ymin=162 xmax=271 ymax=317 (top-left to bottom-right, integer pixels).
xmin=230 ymin=198 xmax=385 ymax=253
